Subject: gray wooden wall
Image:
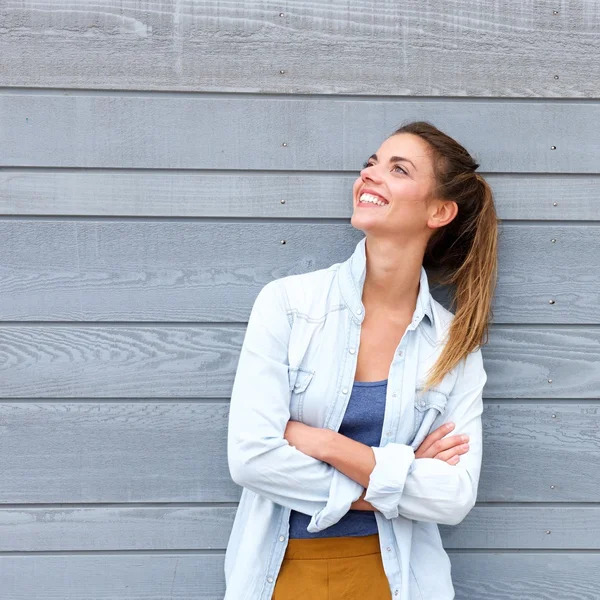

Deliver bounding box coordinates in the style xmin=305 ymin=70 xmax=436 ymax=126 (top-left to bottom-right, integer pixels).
xmin=1 ymin=2 xmax=599 ymax=599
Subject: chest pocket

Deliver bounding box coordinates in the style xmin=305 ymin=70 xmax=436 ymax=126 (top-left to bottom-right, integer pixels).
xmin=410 ymin=389 xmax=449 ymax=450
xmin=287 ymin=366 xmax=315 ymax=422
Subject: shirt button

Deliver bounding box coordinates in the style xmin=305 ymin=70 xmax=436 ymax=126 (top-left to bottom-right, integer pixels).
xmin=394 ymin=591 xmax=399 ymax=596
xmin=386 ymin=431 xmax=392 ymax=436
xmin=356 ymin=309 xmax=363 ymax=315
xmin=386 ymin=546 xmax=391 ymax=551
xmin=392 ymin=392 xmax=397 ymax=397
xmin=349 ymin=348 xmax=355 ymax=354
xmin=342 ymin=388 xmax=348 ymax=394
xmin=279 ymin=536 xmax=285 ymax=542
xmin=419 ymin=399 xmax=426 ymax=407
xmin=398 ymin=350 xmax=403 ymax=357
xmin=267 ymin=576 xmax=273 ymax=583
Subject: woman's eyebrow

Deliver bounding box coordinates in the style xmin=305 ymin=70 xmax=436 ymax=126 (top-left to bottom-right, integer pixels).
xmin=369 ymin=153 xmax=417 ymax=171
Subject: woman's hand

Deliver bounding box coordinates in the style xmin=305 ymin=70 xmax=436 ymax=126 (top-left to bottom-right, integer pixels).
xmin=284 ymin=420 xmax=332 ymax=462
xmin=415 ymin=422 xmax=470 ymax=465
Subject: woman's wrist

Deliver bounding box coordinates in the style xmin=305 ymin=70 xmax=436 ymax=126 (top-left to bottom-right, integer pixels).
xmin=316 ymin=428 xmax=338 ymax=462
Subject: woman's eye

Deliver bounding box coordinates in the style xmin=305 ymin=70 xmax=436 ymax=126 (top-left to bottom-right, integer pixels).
xmin=361 ymin=161 xmax=406 ymax=175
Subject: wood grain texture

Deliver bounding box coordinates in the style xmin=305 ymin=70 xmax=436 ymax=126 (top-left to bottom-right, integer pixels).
xmin=1 ymin=2 xmax=598 ymax=596
xmin=1 ymin=221 xmax=598 ymax=322
xmin=1 ymin=170 xmax=598 ymax=220
xmin=2 ymin=93 xmax=600 ymax=172
xmin=0 ymin=326 xmax=598 ymax=398
xmin=0 ymin=1 xmax=598 ymax=97
xmin=0 ymin=505 xmax=598 ymax=551
xmin=450 ymin=554 xmax=600 ymax=600
xmin=0 ymin=553 xmax=598 ymax=600
xmin=0 ymin=401 xmax=598 ymax=502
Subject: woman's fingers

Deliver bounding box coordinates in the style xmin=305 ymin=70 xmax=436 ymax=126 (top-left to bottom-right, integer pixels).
xmin=415 ymin=422 xmax=456 ymax=456
xmin=434 ymin=442 xmax=470 ymax=462
xmin=415 ymin=422 xmax=470 ymax=461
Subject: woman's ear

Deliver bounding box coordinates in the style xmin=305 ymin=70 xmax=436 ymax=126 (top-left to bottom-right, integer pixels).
xmin=428 ymin=199 xmax=458 ymax=229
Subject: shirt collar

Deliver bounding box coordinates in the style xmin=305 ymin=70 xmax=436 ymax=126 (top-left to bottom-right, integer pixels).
xmin=338 ymin=236 xmax=434 ymax=327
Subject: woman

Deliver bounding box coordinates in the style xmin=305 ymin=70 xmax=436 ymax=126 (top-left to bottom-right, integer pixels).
xmin=225 ymin=120 xmax=498 ymax=600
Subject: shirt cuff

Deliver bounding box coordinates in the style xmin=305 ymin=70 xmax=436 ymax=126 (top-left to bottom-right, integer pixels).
xmin=363 ymin=443 xmax=416 ymax=520
xmin=306 ymin=469 xmax=364 ymax=532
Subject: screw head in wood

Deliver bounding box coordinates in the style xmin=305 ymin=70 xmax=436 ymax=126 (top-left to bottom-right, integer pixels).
xmin=551 ymin=145 xmax=557 ymax=150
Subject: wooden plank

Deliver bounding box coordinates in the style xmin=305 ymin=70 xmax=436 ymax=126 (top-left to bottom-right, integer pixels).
xmin=0 ymin=2 xmax=598 ymax=98
xmin=0 ymin=326 xmax=598 ymax=399
xmin=0 ymin=555 xmax=225 ymax=600
xmin=1 ymin=171 xmax=598 ymax=220
xmin=1 ymin=222 xmax=598 ymax=323
xmin=2 ymin=94 xmax=600 ymax=172
xmin=0 ymin=553 xmax=597 ymax=600
xmin=0 ymin=505 xmax=598 ymax=551
xmin=0 ymin=326 xmax=598 ymax=398
xmin=450 ymin=553 xmax=600 ymax=600
xmin=0 ymin=401 xmax=598 ymax=502
xmin=440 ymin=506 xmax=600 ymax=550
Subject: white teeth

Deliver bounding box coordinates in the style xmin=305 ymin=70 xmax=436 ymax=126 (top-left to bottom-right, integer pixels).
xmin=359 ymin=193 xmax=388 ymax=206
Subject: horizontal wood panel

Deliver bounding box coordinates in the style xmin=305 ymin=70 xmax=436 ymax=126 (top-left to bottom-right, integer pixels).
xmin=0 ymin=2 xmax=597 ymax=98
xmin=0 ymin=553 xmax=597 ymax=600
xmin=1 ymin=222 xmax=598 ymax=323
xmin=0 ymin=505 xmax=598 ymax=551
xmin=1 ymin=171 xmax=598 ymax=220
xmin=450 ymin=553 xmax=600 ymax=600
xmin=0 ymin=401 xmax=598 ymax=502
xmin=0 ymin=326 xmax=598 ymax=399
xmin=2 ymin=94 xmax=600 ymax=172
xmin=0 ymin=555 xmax=225 ymax=600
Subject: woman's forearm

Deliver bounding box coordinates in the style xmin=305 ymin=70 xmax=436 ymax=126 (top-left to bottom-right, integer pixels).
xmin=283 ymin=421 xmax=377 ymax=511
xmin=322 ymin=430 xmax=378 ymax=512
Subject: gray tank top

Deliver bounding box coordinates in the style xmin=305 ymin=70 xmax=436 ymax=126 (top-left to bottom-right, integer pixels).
xmin=288 ymin=378 xmax=387 ymax=538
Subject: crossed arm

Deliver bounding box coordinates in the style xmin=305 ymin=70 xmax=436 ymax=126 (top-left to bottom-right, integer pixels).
xmin=284 ymin=421 xmax=377 ymax=510
xmin=228 ymin=279 xmax=486 ymax=530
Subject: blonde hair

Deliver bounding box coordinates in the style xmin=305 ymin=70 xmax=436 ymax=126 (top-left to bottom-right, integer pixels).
xmin=390 ymin=121 xmax=499 ymax=392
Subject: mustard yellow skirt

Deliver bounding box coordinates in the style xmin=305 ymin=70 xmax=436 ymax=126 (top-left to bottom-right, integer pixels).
xmin=272 ymin=533 xmax=392 ymax=599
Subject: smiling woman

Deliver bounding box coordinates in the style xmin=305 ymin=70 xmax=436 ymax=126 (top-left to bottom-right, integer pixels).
xmin=351 ymin=122 xmax=498 ymax=393
xmin=225 ymin=120 xmax=499 ymax=600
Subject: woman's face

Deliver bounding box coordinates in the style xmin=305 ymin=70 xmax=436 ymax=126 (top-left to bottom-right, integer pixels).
xmin=351 ymin=133 xmax=449 ymax=240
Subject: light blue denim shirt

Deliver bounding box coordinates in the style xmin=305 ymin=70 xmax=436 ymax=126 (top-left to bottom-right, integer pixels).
xmin=225 ymin=235 xmax=487 ymax=600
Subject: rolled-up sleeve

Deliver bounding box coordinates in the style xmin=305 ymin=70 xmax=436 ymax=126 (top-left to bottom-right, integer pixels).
xmin=364 ymin=348 xmax=487 ymax=526
xmin=227 ymin=280 xmax=364 ymax=532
